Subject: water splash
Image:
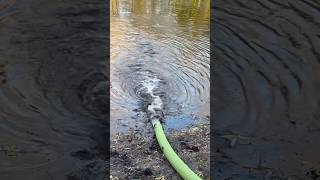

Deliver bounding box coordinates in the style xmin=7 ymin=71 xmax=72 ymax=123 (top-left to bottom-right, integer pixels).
xmin=140 ymin=76 xmax=163 ymax=114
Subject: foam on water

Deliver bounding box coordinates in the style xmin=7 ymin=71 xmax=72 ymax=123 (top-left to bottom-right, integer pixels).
xmin=141 ymin=76 xmax=163 ymax=114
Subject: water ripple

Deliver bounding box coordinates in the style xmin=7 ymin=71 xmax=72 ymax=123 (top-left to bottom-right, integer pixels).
xmin=213 ymin=0 xmax=320 ymax=178
xmin=111 ymin=0 xmax=210 ymax=134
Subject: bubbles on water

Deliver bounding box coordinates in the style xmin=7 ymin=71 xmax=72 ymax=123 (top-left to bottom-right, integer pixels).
xmin=140 ymin=76 xmax=163 ymax=114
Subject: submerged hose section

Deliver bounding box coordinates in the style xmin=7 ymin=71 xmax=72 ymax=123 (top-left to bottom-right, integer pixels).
xmin=152 ymin=119 xmax=203 ymax=180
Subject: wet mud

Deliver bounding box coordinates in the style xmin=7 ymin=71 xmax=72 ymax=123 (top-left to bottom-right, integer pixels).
xmin=213 ymin=0 xmax=320 ymax=179
xmin=0 ymin=0 xmax=108 ymax=179
xmin=110 ymin=123 xmax=210 ymax=179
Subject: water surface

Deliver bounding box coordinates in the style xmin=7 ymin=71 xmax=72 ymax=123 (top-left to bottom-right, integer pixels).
xmin=0 ymin=0 xmax=108 ymax=179
xmin=110 ymin=0 xmax=210 ymax=136
xmin=213 ymin=0 xmax=320 ymax=179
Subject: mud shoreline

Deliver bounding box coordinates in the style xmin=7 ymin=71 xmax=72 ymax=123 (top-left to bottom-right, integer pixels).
xmin=110 ymin=122 xmax=210 ymax=179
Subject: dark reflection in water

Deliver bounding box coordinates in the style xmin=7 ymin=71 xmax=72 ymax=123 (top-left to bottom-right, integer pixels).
xmin=0 ymin=0 xmax=108 ymax=179
xmin=110 ymin=0 xmax=210 ymax=136
xmin=213 ymin=0 xmax=320 ymax=179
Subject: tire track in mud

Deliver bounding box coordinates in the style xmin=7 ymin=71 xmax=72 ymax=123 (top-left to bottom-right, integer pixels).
xmin=213 ymin=0 xmax=320 ymax=179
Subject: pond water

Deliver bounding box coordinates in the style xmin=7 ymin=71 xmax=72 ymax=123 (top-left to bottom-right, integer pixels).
xmin=213 ymin=0 xmax=320 ymax=179
xmin=110 ymin=0 xmax=210 ymax=136
xmin=0 ymin=0 xmax=107 ymax=179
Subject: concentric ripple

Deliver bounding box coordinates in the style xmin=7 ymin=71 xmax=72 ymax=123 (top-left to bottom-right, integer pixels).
xmin=110 ymin=0 xmax=210 ymax=135
xmin=213 ymin=0 xmax=320 ymax=179
xmin=0 ymin=0 xmax=107 ymax=179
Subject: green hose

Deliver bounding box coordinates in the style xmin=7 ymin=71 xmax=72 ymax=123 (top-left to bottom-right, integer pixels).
xmin=152 ymin=119 xmax=203 ymax=180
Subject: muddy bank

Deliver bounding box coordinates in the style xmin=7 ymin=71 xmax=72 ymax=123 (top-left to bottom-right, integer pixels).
xmin=0 ymin=0 xmax=108 ymax=179
xmin=212 ymin=0 xmax=320 ymax=179
xmin=110 ymin=122 xmax=210 ymax=179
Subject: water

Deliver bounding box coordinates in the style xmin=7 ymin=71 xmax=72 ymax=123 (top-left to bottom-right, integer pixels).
xmin=0 ymin=0 xmax=107 ymax=179
xmin=110 ymin=0 xmax=210 ymax=136
xmin=213 ymin=0 xmax=320 ymax=179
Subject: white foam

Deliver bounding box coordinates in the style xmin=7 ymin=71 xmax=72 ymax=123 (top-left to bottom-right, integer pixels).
xmin=141 ymin=76 xmax=163 ymax=114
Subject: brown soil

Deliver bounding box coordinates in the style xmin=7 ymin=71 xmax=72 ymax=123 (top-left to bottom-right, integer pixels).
xmin=110 ymin=123 xmax=210 ymax=179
